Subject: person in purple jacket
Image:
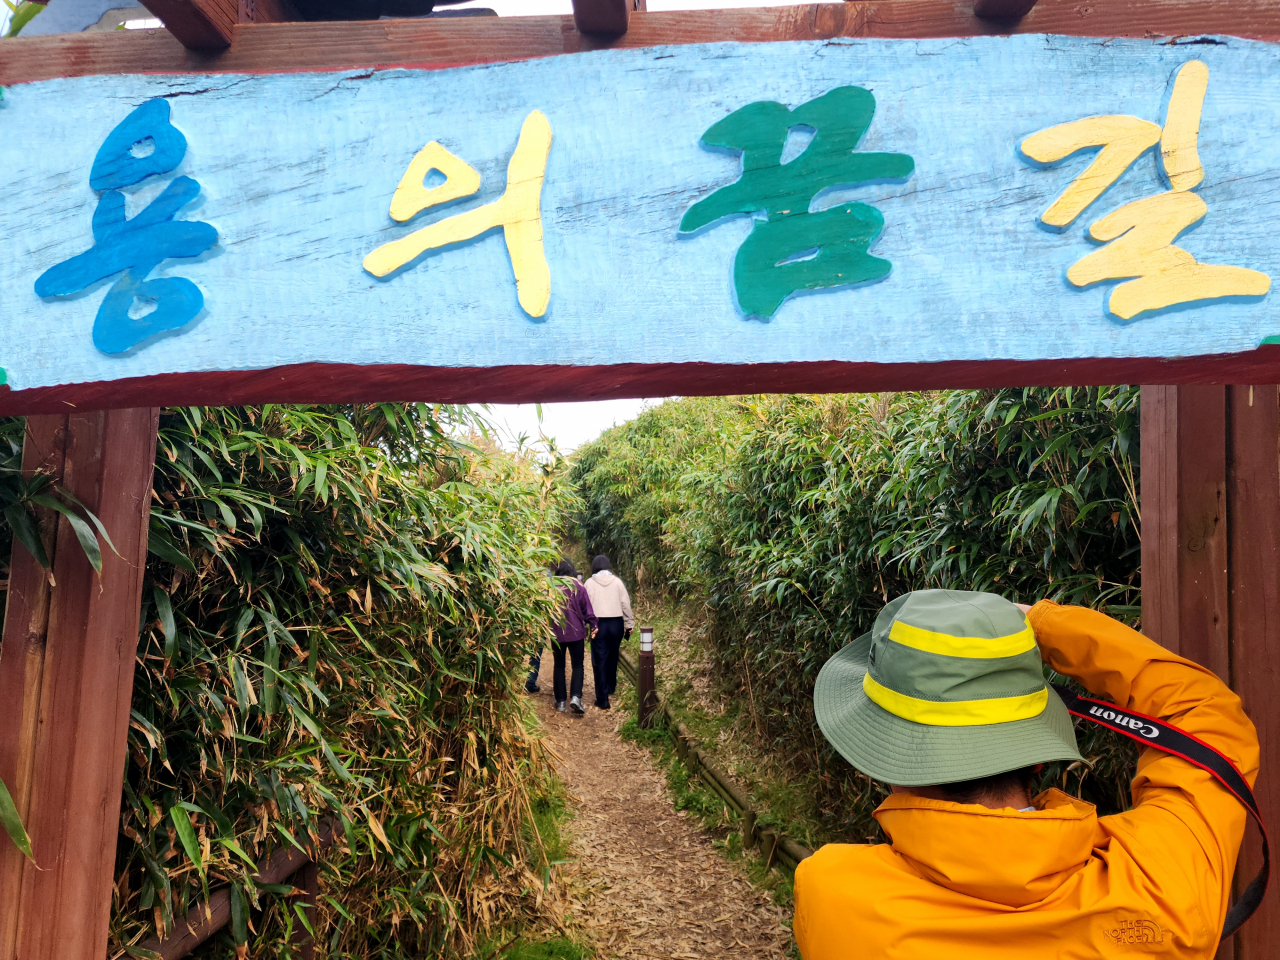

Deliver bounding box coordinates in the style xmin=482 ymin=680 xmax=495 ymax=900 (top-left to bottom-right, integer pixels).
xmin=550 ymin=558 xmax=597 ymax=714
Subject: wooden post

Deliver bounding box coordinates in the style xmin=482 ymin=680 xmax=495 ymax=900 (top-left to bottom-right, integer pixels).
xmin=1140 ymin=385 xmax=1280 ymax=957
xmin=289 ymin=861 xmax=321 ymax=960
xmin=1225 ymin=385 xmax=1280 ymax=960
xmin=1140 ymin=385 xmax=1230 ymax=677
xmin=0 ymin=409 xmax=159 ymax=960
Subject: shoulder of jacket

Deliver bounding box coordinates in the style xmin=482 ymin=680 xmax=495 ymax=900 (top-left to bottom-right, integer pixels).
xmin=796 ymin=843 xmax=897 ymax=891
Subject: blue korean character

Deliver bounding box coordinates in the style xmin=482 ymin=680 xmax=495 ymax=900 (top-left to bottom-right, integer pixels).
xmin=35 ymin=98 xmax=218 ymax=354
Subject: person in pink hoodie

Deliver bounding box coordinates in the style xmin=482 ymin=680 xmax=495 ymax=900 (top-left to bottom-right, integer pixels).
xmin=584 ymin=555 xmax=635 ymax=709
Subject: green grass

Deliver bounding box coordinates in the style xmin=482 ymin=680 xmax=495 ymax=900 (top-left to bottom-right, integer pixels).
xmin=526 ymin=775 xmax=573 ymax=871
xmin=503 ymin=937 xmax=588 ymax=960
xmin=473 ymin=775 xmax=594 ymax=960
xmin=474 ymin=936 xmax=588 ymax=960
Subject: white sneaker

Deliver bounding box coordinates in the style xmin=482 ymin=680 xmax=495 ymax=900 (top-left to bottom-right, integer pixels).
xmin=569 ymin=696 xmax=585 ymax=715
xmin=554 ymin=700 xmax=567 ymax=712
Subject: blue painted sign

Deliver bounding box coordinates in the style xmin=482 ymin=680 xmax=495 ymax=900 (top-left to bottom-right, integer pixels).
xmin=1 ymin=34 xmax=1279 ymax=405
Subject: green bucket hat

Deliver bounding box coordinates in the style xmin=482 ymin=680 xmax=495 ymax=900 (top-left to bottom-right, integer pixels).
xmin=814 ymin=589 xmax=1082 ymax=786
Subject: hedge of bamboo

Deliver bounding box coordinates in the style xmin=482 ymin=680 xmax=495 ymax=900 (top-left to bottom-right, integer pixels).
xmin=571 ymin=389 xmax=1142 ymax=841
xmin=0 ymin=405 xmax=566 ymax=959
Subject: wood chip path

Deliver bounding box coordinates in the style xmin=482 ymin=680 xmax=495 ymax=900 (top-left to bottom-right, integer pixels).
xmin=530 ymin=652 xmax=791 ymax=960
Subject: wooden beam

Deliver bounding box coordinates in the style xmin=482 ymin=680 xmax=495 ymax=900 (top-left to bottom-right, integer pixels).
xmin=3 ymin=351 xmax=1280 ymax=417
xmin=137 ymin=0 xmax=238 ymax=50
xmin=1226 ymin=384 xmax=1280 ymax=959
xmin=137 ymin=0 xmax=298 ymax=52
xmin=139 ymin=820 xmax=336 ymax=960
xmin=0 ymin=409 xmax=159 ymax=960
xmin=4 ymin=1 xmax=1280 ymax=84
xmin=572 ymin=0 xmax=630 ymax=36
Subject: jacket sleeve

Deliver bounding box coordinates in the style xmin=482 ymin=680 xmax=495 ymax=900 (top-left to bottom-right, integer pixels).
xmin=618 ymin=581 xmax=635 ymax=630
xmin=579 ymin=583 xmax=598 ymax=632
xmin=1028 ymin=600 xmax=1259 ymax=937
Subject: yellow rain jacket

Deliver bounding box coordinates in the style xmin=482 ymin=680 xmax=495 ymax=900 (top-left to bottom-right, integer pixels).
xmin=794 ymin=601 xmax=1260 ymax=959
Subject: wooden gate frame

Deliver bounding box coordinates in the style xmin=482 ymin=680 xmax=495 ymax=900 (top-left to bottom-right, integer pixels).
xmin=2 ymin=2 xmax=1279 ymax=959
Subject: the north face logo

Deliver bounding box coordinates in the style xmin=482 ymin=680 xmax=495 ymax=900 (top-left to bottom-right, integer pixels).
xmin=1102 ymin=918 xmax=1164 ymax=947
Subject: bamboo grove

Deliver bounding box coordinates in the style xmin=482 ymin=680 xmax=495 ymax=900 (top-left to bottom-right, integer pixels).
xmin=0 ymin=405 xmax=569 ymax=959
xmin=570 ymin=389 xmax=1143 ymax=842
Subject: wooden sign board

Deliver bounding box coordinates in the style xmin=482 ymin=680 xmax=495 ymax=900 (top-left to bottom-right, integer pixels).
xmin=3 ymin=32 xmax=1280 ymax=412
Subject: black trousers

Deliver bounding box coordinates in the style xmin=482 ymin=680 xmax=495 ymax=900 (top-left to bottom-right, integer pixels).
xmin=552 ymin=640 xmax=584 ymax=702
xmin=592 ymin=617 xmax=625 ymax=704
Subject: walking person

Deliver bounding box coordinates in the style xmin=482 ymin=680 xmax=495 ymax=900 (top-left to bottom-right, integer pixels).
xmin=584 ymin=554 xmax=634 ymax=709
xmin=549 ymin=558 xmax=596 ymax=714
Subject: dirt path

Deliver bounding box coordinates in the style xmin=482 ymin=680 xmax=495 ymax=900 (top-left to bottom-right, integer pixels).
xmin=529 ymin=649 xmax=791 ymax=960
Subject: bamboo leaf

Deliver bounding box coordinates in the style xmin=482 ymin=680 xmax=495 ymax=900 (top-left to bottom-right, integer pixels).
xmin=169 ymin=805 xmax=207 ymax=898
xmin=152 ymin=586 xmax=175 ymax=641
xmin=230 ymin=882 xmax=249 ymax=947
xmin=55 ymin=487 xmax=120 ymax=558
xmin=148 ymin=521 xmax=196 ymax=572
xmin=0 ymin=776 xmax=35 ymax=863
xmin=30 ymin=494 xmax=102 ymax=573
xmin=4 ymin=503 xmax=49 ymax=568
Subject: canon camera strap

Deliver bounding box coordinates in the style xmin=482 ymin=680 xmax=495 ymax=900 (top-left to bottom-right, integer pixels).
xmin=1051 ymin=684 xmax=1269 ymax=941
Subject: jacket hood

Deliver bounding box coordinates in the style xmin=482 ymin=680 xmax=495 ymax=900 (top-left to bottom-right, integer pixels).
xmin=591 ymin=571 xmax=617 ymax=584
xmin=873 ymin=789 xmax=1100 ymax=907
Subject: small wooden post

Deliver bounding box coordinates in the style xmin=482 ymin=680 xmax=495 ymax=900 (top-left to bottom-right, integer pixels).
xmin=637 ymin=625 xmax=657 ymax=727
xmin=0 ymin=409 xmax=159 ymax=960
xmin=288 ymin=861 xmax=321 ymax=960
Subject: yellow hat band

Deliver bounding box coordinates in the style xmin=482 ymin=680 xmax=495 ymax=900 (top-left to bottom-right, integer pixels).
xmin=888 ymin=618 xmax=1036 ymax=660
xmin=862 ymin=672 xmax=1049 ymax=727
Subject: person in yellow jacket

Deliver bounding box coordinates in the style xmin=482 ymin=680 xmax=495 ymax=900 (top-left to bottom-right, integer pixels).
xmin=795 ymin=589 xmax=1259 ymax=959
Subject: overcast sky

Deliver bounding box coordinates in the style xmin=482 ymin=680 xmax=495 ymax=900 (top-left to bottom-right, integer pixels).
xmin=484 ymin=398 xmax=666 ymax=452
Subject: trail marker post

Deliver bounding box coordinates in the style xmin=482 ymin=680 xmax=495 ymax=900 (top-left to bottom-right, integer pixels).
xmin=638 ymin=625 xmax=657 ymax=728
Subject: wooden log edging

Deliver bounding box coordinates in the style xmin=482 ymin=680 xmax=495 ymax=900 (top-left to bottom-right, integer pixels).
xmin=617 ymin=651 xmax=813 ymax=874
xmin=135 ymin=819 xmax=338 ymax=960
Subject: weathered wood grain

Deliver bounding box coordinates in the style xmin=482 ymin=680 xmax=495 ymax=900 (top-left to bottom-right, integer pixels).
xmin=2 ymin=37 xmax=1280 ymax=409
xmin=1143 ymin=385 xmax=1231 ymax=676
xmin=0 ymin=417 xmax=69 ymax=960
xmin=3 ymin=352 xmax=1280 ymax=416
xmin=0 ymin=409 xmax=158 ymax=960
xmin=1225 ymin=384 xmax=1280 ymax=960
xmin=4 ymin=1 xmax=1280 ymax=85
xmin=138 ymin=0 xmax=239 ymax=50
